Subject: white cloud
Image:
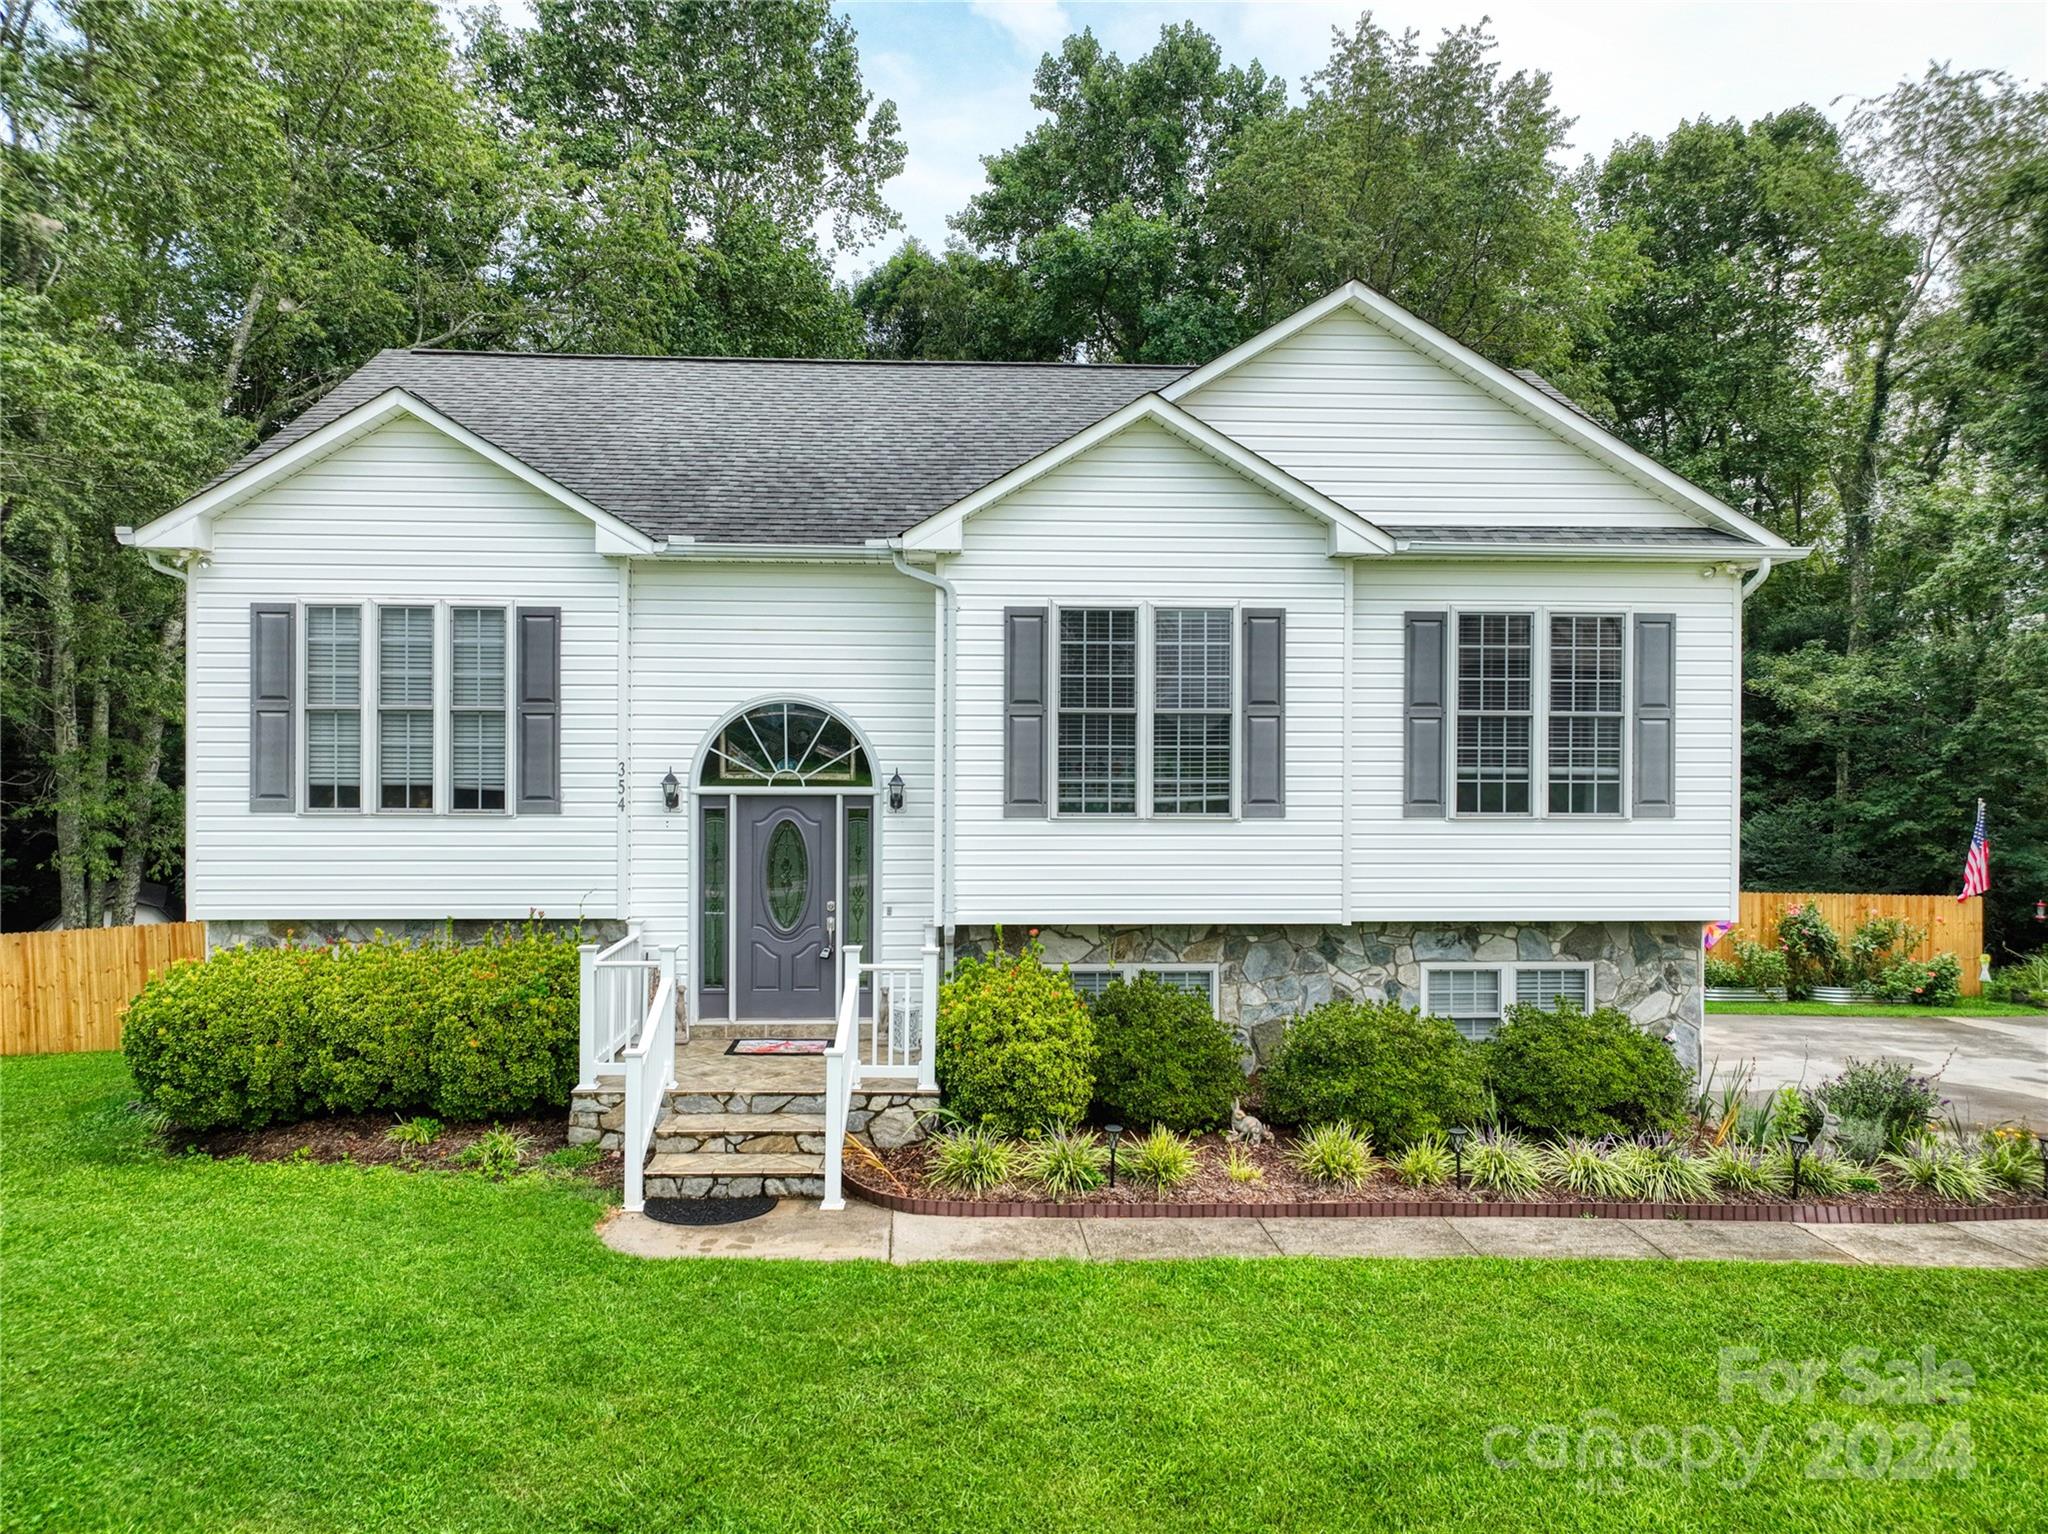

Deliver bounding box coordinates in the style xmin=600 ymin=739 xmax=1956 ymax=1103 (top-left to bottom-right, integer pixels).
xmin=970 ymin=0 xmax=1075 ymax=57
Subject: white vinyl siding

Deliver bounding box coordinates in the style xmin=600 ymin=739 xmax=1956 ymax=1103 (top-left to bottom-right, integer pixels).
xmin=184 ymin=414 xmax=620 ymax=918
xmin=626 ymin=560 xmax=935 ymax=968
xmin=1177 ymin=305 xmax=1703 ymax=529
xmin=1355 ymin=561 xmax=1739 ymax=921
xmin=949 ymin=419 xmax=1347 ymax=923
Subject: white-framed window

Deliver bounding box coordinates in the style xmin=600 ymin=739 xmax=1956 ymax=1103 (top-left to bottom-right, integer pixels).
xmin=1423 ymin=962 xmax=1594 ymax=1040
xmin=450 ymin=606 xmax=508 ymax=812
xmin=1055 ymin=607 xmax=1138 ymax=815
xmin=304 ymin=604 xmax=362 ymax=810
xmin=1454 ymin=612 xmax=1533 ymax=814
xmin=1152 ymin=606 xmax=1233 ymax=815
xmin=378 ymin=605 xmax=435 ymax=810
xmin=1547 ymin=614 xmax=1625 ymax=815
xmin=1067 ymin=964 xmax=1221 ymax=1015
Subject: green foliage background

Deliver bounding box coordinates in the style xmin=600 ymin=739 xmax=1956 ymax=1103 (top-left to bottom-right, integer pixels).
xmin=4 ymin=4 xmax=2041 ymax=954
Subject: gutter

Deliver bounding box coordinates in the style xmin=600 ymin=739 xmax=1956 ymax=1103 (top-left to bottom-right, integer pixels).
xmin=889 ymin=546 xmax=955 ymax=944
xmin=1389 ymin=538 xmax=1813 ymax=563
xmin=649 ymin=537 xmax=896 ymax=563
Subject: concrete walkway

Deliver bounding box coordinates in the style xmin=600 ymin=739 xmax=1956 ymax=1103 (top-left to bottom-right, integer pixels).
xmin=601 ymin=1200 xmax=2048 ymax=1268
xmin=1704 ymin=1010 xmax=2048 ymax=1128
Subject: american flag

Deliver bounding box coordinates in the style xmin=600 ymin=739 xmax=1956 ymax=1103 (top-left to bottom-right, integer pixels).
xmin=1957 ymin=800 xmax=1991 ymax=902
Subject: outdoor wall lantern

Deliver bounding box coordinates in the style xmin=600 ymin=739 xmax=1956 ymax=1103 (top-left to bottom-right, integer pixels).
xmin=888 ymin=770 xmax=906 ymax=812
xmin=1447 ymin=1125 xmax=1469 ymax=1189
xmin=661 ymin=767 xmax=680 ymax=812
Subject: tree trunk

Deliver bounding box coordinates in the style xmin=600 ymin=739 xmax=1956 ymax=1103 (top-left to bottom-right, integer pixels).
xmin=85 ymin=677 xmax=110 ymax=924
xmin=219 ymin=276 xmax=268 ymax=412
xmin=47 ymin=520 xmax=87 ymax=928
xmin=1838 ymin=311 xmax=1901 ymax=651
xmin=113 ymin=608 xmax=183 ymax=926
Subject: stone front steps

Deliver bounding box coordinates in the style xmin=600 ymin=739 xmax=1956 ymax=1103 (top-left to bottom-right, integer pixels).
xmin=653 ymin=1112 xmax=828 ymax=1155
xmin=645 ymin=1150 xmax=826 ymax=1200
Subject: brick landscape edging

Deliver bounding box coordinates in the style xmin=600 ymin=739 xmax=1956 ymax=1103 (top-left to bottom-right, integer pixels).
xmin=848 ymin=1180 xmax=2048 ymax=1225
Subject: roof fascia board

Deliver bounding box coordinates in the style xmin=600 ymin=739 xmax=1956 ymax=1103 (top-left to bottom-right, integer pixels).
xmin=1163 ymin=282 xmax=1794 ymax=552
xmin=130 ymin=388 xmax=658 ymax=555
xmin=899 ymin=393 xmax=1395 ymax=555
xmin=1389 ymin=541 xmax=1813 ymax=563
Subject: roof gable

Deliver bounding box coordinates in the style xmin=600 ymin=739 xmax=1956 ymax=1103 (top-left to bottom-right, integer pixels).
xmin=1165 ymin=283 xmax=1792 ymax=550
xmin=128 ymin=389 xmax=657 ymax=555
xmin=896 ymin=395 xmax=1395 ymax=556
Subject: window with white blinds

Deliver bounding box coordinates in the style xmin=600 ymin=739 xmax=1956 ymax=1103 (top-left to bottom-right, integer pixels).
xmin=1066 ymin=965 xmax=1220 ymax=1013
xmin=1514 ymin=967 xmax=1591 ymax=1011
xmin=379 ymin=606 xmax=434 ymax=810
xmin=1424 ymin=968 xmax=1502 ymax=1040
xmin=1153 ymin=607 xmax=1232 ymax=815
xmin=451 ymin=608 xmax=507 ymax=812
xmin=305 ymin=606 xmax=361 ymax=809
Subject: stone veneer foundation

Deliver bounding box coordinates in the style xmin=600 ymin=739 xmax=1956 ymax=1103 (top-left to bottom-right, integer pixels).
xmin=956 ymin=922 xmax=1706 ymax=1071
xmin=203 ymin=917 xmax=626 ymax=952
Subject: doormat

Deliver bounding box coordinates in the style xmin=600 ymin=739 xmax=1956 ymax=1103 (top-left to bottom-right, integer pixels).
xmin=726 ymin=1038 xmax=831 ymax=1055
xmin=644 ymin=1195 xmax=777 ymax=1226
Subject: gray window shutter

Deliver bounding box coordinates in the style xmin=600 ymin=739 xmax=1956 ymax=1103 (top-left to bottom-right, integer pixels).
xmin=1633 ymin=612 xmax=1676 ymax=818
xmin=1403 ymin=611 xmax=1448 ymax=817
xmin=249 ymin=604 xmax=295 ymax=812
xmin=1003 ymin=607 xmax=1047 ymax=817
xmin=1241 ymin=608 xmax=1285 ymax=818
xmin=516 ymin=607 xmax=561 ymax=814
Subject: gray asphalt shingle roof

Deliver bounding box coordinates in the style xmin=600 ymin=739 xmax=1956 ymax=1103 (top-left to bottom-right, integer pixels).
xmin=227 ymin=348 xmax=1190 ymax=545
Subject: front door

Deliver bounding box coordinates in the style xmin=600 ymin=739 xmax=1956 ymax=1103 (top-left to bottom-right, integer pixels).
xmin=735 ymin=797 xmax=837 ymax=1019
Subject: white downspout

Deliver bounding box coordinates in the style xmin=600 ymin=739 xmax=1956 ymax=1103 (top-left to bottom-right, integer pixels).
xmin=890 ymin=549 xmax=955 ymax=949
xmin=1740 ymin=557 xmax=1773 ymax=599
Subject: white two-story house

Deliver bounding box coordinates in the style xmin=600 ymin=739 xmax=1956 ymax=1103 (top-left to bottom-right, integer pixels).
xmin=125 ymin=283 xmax=1802 ymax=1085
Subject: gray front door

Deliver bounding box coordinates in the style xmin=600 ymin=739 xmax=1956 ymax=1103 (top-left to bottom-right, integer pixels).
xmin=736 ymin=797 xmax=837 ymax=1019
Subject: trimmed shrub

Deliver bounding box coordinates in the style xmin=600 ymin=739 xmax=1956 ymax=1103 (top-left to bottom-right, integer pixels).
xmin=1089 ymin=972 xmax=1242 ymax=1132
xmin=123 ymin=945 xmax=318 ymax=1130
xmin=934 ymin=938 xmax=1095 ymax=1133
xmin=1483 ymin=1001 xmax=1690 ymax=1137
xmin=123 ymin=926 xmax=581 ymax=1131
xmin=1260 ymin=997 xmax=1485 ymax=1145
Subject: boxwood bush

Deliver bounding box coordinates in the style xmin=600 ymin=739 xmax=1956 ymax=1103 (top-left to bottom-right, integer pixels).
xmin=934 ymin=938 xmax=1095 ymax=1133
xmin=123 ymin=926 xmax=581 ymax=1130
xmin=1259 ymin=997 xmax=1485 ymax=1146
xmin=1483 ymin=1000 xmax=1690 ymax=1136
xmin=1088 ymin=972 xmax=1242 ymax=1132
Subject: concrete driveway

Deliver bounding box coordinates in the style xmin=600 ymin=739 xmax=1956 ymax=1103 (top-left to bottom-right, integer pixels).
xmin=1703 ymin=1011 xmax=2048 ymax=1128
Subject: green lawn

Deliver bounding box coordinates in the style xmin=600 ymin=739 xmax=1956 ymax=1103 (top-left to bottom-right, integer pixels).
xmin=1706 ymin=1000 xmax=2044 ymax=1018
xmin=5 ymin=1054 xmax=2045 ymax=1533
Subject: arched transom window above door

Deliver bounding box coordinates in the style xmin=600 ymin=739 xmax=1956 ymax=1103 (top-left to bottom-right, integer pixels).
xmin=701 ymin=701 xmax=872 ymax=788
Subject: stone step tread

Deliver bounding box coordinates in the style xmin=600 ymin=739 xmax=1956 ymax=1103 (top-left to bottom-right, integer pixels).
xmin=657 ymin=1112 xmax=827 ymax=1136
xmin=645 ymin=1152 xmax=824 ymax=1177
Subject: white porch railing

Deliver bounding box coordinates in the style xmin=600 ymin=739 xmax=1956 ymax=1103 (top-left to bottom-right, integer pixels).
xmin=621 ymin=948 xmax=678 ymax=1214
xmin=823 ymin=939 xmax=941 ymax=1210
xmin=578 ymin=928 xmax=650 ymax=1088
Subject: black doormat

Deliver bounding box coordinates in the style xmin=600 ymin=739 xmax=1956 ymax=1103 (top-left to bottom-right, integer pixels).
xmin=644 ymin=1195 xmax=777 ymax=1226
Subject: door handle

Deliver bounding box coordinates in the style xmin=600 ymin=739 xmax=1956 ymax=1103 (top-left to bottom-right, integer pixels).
xmin=821 ymin=900 xmax=837 ymax=961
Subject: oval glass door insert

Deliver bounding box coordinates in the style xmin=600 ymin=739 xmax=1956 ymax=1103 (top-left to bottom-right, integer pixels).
xmin=765 ymin=820 xmax=809 ymax=932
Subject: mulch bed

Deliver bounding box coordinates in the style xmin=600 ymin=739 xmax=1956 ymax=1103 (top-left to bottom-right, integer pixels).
xmin=853 ymin=1133 xmax=2048 ymax=1223
xmin=172 ymin=1113 xmax=623 ymax=1189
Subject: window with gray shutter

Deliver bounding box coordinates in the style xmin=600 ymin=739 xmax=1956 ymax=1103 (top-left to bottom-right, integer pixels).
xmin=1056 ymin=608 xmax=1138 ymax=814
xmin=1454 ymin=612 xmax=1533 ymax=814
xmin=378 ymin=606 xmax=434 ymax=810
xmin=1633 ymin=613 xmax=1676 ymax=818
xmin=249 ymin=604 xmax=295 ymax=813
xmin=1402 ymin=612 xmax=1448 ymax=817
xmin=516 ymin=606 xmax=562 ymax=813
xmin=1154 ymin=607 xmax=1232 ymax=815
xmin=451 ymin=607 xmax=506 ymax=811
xmin=305 ymin=606 xmax=361 ymax=809
xmin=1241 ymin=608 xmax=1284 ymax=818
xmin=1003 ymin=607 xmax=1048 ymax=816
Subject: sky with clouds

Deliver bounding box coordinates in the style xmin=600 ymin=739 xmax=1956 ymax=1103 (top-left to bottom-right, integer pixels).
xmin=836 ymin=1 xmax=2045 ymax=276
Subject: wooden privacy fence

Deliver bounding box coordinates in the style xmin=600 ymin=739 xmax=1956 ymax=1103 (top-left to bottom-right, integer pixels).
xmin=1731 ymin=893 xmax=1985 ymax=996
xmin=0 ymin=922 xmax=207 ymax=1056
